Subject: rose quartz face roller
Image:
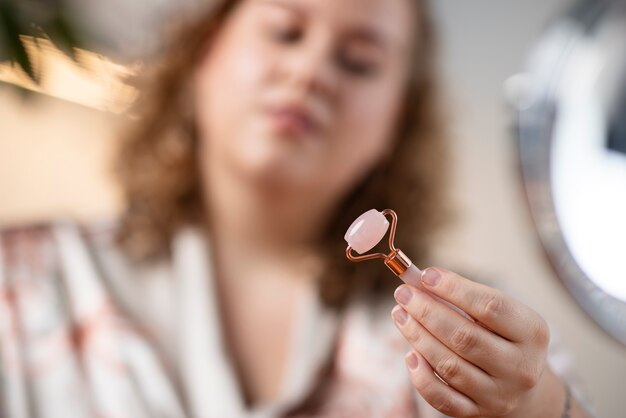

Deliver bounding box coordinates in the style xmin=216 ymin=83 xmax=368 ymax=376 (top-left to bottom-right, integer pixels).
xmin=345 ymin=209 xmax=472 ymax=320
xmin=344 ymin=209 xmax=422 ymax=287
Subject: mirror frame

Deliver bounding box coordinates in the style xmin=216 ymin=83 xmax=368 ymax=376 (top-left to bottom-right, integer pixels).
xmin=516 ymin=0 xmax=626 ymax=346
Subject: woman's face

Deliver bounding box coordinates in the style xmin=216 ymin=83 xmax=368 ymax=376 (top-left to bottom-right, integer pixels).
xmin=195 ymin=0 xmax=414 ymax=202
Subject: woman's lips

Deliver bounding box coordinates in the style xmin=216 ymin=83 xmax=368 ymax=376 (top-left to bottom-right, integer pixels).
xmin=266 ymin=105 xmax=321 ymax=138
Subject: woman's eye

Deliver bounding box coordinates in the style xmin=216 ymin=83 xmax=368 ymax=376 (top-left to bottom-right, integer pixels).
xmin=337 ymin=52 xmax=379 ymax=77
xmin=271 ymin=25 xmax=303 ymax=44
xmin=262 ymin=12 xmax=303 ymax=45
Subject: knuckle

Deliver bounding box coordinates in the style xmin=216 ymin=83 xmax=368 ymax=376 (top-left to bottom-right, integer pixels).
xmin=449 ymin=325 xmax=478 ymax=353
xmin=436 ymin=355 xmax=461 ymax=382
xmin=504 ymin=397 xmax=519 ymax=415
xmin=531 ymin=318 xmax=550 ymax=347
xmin=430 ymin=394 xmax=457 ymax=416
xmin=412 ymin=371 xmax=433 ymax=392
xmin=404 ymin=321 xmax=421 ymax=343
xmin=477 ymin=292 xmax=505 ymax=321
xmin=416 ymin=301 xmax=433 ymax=323
xmin=518 ymin=362 xmax=541 ymax=389
xmin=490 ymin=383 xmax=520 ymax=415
xmin=492 ymin=396 xmax=518 ymax=416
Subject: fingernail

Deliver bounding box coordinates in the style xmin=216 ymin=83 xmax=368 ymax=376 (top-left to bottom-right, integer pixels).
xmin=394 ymin=286 xmax=413 ymax=305
xmin=406 ymin=352 xmax=419 ymax=370
xmin=422 ymin=268 xmax=441 ymax=287
xmin=392 ymin=306 xmax=408 ymax=325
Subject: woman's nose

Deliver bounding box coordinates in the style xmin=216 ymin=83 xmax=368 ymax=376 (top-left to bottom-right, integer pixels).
xmin=279 ymin=35 xmax=339 ymax=98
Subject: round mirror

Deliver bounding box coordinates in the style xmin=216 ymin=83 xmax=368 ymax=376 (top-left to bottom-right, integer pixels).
xmin=516 ymin=0 xmax=626 ymax=346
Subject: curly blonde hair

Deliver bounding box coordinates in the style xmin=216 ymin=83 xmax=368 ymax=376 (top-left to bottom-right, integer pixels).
xmin=116 ymin=0 xmax=449 ymax=309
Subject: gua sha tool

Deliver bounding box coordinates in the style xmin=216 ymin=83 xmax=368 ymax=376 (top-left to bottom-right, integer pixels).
xmin=345 ymin=209 xmax=472 ymax=320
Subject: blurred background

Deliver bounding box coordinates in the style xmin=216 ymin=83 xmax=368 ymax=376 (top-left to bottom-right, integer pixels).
xmin=1 ymin=0 xmax=625 ymax=417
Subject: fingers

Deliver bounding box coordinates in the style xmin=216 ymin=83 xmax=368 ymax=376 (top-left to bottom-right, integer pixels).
xmin=392 ymin=305 xmax=497 ymax=406
xmin=419 ymin=267 xmax=548 ymax=344
xmin=394 ymin=269 xmax=553 ymax=418
xmin=403 ymin=350 xmax=480 ymax=417
xmin=394 ymin=284 xmax=514 ymax=376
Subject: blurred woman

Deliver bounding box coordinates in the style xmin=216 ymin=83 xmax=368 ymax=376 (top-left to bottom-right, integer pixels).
xmin=0 ymin=0 xmax=589 ymax=416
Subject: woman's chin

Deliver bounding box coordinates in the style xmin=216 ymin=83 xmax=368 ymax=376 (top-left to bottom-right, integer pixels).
xmin=233 ymin=136 xmax=316 ymax=189
xmin=235 ymin=151 xmax=310 ymax=191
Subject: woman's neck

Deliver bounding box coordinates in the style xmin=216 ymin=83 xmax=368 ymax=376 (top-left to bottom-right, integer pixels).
xmin=202 ymin=164 xmax=335 ymax=251
xmin=203 ymin=187 xmax=323 ymax=409
xmin=201 ymin=171 xmax=329 ymax=283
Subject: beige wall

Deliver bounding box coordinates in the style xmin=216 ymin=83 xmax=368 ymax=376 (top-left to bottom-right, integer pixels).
xmin=0 ymin=87 xmax=123 ymax=226
xmin=1 ymin=1 xmax=625 ymax=416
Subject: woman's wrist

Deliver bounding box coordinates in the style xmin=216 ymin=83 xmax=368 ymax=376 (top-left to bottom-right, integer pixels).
xmin=504 ymin=367 xmax=566 ymax=418
xmin=504 ymin=367 xmax=588 ymax=418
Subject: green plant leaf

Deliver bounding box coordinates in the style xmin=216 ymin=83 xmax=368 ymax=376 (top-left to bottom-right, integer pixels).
xmin=1 ymin=0 xmax=97 ymax=85
xmin=48 ymin=12 xmax=82 ymax=62
xmin=0 ymin=0 xmax=38 ymax=82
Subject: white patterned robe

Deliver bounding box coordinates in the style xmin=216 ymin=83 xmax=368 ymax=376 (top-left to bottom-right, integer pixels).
xmin=0 ymin=221 xmax=449 ymax=418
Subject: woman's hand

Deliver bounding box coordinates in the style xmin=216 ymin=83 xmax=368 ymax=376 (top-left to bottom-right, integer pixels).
xmin=391 ymin=267 xmax=567 ymax=418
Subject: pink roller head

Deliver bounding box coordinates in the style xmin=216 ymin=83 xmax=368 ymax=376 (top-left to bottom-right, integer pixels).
xmin=344 ymin=209 xmax=389 ymax=254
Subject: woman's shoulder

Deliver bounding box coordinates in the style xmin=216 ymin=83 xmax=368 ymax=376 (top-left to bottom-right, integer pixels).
xmin=0 ymin=217 xmax=176 ymax=333
xmin=0 ymin=217 xmax=120 ymax=244
xmin=0 ymin=218 xmax=120 ymax=268
xmin=0 ymin=218 xmax=161 ymax=302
